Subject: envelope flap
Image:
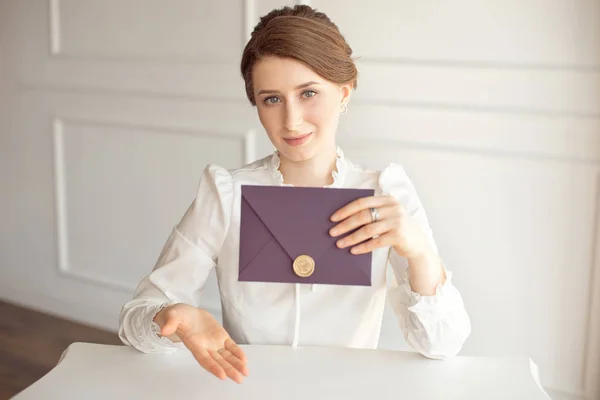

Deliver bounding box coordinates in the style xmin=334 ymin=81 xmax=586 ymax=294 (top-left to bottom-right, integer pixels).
xmin=241 ymin=185 xmax=375 ymax=262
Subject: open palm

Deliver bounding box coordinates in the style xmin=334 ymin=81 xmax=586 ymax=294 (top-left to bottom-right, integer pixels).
xmin=155 ymin=303 xmax=249 ymax=383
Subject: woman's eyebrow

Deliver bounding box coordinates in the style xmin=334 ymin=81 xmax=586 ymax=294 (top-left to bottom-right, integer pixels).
xmin=257 ymin=81 xmax=320 ymax=96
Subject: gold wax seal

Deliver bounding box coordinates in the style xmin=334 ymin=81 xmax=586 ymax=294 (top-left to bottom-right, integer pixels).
xmin=293 ymin=255 xmax=315 ymax=277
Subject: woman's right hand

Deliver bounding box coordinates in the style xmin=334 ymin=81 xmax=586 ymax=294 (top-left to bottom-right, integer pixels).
xmin=153 ymin=303 xmax=249 ymax=383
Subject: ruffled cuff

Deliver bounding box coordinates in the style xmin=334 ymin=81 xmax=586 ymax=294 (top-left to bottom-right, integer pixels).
xmin=402 ymin=269 xmax=465 ymax=315
xmin=389 ymin=268 xmax=471 ymax=359
xmin=122 ymin=301 xmax=186 ymax=354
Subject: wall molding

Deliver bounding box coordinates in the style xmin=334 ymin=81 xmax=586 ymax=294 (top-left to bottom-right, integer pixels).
xmin=46 ymin=0 xmax=599 ymax=73
xmin=56 ymin=116 xmax=249 ymax=140
xmin=357 ymin=56 xmax=600 ymax=73
xmin=339 ymin=136 xmax=600 ymax=167
xmin=51 ymin=116 xmax=247 ymax=294
xmin=243 ymin=0 xmax=255 ymax=44
xmin=20 ymin=82 xmax=248 ymax=104
xmin=52 ymin=118 xmax=70 ymax=273
xmin=244 ymin=129 xmax=256 ymax=165
xmin=48 ymin=0 xmax=61 ymax=55
xmin=350 ymin=98 xmax=600 ymax=120
xmin=47 ymin=0 xmax=239 ymax=64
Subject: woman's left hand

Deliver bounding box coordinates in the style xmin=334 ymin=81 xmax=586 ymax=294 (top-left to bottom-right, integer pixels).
xmin=329 ymin=195 xmax=431 ymax=258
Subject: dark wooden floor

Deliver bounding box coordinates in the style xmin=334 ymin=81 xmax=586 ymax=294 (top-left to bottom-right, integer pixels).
xmin=0 ymin=300 xmax=122 ymax=399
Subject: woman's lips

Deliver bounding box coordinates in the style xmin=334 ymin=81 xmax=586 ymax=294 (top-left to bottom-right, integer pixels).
xmin=283 ymin=132 xmax=313 ymax=146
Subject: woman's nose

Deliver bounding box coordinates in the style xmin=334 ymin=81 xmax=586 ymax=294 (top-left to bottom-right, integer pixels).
xmin=284 ymin=102 xmax=303 ymax=131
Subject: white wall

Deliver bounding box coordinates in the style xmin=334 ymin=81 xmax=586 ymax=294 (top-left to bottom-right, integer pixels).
xmin=0 ymin=1 xmax=598 ymax=399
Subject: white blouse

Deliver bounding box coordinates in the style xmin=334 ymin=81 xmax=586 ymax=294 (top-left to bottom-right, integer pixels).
xmin=118 ymin=148 xmax=471 ymax=359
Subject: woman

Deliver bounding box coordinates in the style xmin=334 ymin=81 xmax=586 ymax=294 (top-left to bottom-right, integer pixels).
xmin=118 ymin=5 xmax=471 ymax=384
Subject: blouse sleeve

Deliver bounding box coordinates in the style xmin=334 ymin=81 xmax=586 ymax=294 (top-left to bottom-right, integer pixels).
xmin=379 ymin=163 xmax=471 ymax=360
xmin=118 ymin=164 xmax=234 ymax=354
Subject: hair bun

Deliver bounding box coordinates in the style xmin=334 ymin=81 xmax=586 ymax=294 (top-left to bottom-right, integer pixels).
xmin=241 ymin=5 xmax=358 ymax=106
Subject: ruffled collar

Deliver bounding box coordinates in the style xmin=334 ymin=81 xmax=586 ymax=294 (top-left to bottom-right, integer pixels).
xmin=269 ymin=146 xmax=347 ymax=188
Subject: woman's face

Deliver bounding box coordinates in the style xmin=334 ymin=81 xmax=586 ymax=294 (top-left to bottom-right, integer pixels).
xmin=252 ymin=56 xmax=352 ymax=163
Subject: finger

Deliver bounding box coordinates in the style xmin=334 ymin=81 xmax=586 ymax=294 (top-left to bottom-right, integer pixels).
xmin=351 ymin=233 xmax=394 ymax=255
xmin=221 ymin=348 xmax=249 ymax=377
xmin=330 ymin=195 xmax=397 ymax=222
xmin=200 ymin=352 xmax=227 ymax=380
xmin=225 ymin=339 xmax=248 ymax=365
xmin=330 ymin=206 xmax=396 ymax=237
xmin=210 ymin=349 xmax=245 ymax=384
xmin=336 ymin=220 xmax=395 ymax=249
xmin=182 ymin=337 xmax=227 ymax=380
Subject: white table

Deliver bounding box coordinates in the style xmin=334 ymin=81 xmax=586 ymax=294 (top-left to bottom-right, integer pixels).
xmin=13 ymin=343 xmax=551 ymax=399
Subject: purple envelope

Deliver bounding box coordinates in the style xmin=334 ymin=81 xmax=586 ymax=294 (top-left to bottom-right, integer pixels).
xmin=238 ymin=185 xmax=375 ymax=286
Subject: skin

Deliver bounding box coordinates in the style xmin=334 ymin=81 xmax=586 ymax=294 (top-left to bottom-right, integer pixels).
xmin=154 ymin=55 xmax=446 ymax=384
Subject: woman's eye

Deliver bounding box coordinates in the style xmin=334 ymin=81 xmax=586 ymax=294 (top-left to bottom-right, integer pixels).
xmin=264 ymin=97 xmax=280 ymax=104
xmin=303 ymin=90 xmax=317 ymax=99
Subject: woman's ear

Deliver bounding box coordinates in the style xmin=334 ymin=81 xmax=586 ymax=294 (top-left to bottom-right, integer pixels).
xmin=340 ymin=83 xmax=353 ymax=107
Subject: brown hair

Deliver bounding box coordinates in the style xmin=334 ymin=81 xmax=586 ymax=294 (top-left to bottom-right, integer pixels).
xmin=240 ymin=5 xmax=358 ymax=106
